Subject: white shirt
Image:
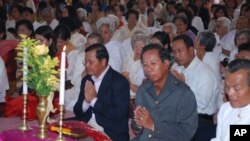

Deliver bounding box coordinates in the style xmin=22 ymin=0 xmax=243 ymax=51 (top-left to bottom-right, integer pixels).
xmin=48 ymin=19 xmax=59 ymax=30
xmin=203 ymin=52 xmax=221 ymax=82
xmin=172 ymin=56 xmax=219 ymax=115
xmin=122 ymin=53 xmax=145 ymax=97
xmin=65 ymin=51 xmax=85 ymax=111
xmin=0 ymin=57 xmax=9 ymax=102
xmin=211 ymin=102 xmax=250 ymax=141
xmin=33 ymin=21 xmax=46 ymax=31
xmin=121 ymin=38 xmax=133 ymax=61
xmin=105 ymin=40 xmax=124 ymax=72
xmin=192 ymin=16 xmax=204 ymax=32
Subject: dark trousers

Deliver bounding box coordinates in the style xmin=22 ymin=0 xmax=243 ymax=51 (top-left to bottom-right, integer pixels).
xmin=192 ymin=114 xmax=217 ymax=141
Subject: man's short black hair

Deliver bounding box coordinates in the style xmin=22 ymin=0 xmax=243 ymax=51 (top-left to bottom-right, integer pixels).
xmin=172 ymin=34 xmax=194 ymax=49
xmin=85 ymin=43 xmax=109 ymax=65
xmin=227 ymin=59 xmax=250 ymax=86
xmin=238 ymin=42 xmax=250 ymax=52
xmin=141 ymin=43 xmax=171 ymax=63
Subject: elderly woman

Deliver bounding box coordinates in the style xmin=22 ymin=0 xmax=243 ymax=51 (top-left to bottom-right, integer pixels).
xmin=96 ymin=17 xmax=124 ymax=72
xmin=173 ymin=14 xmax=196 ymax=43
xmin=122 ymin=31 xmax=149 ymax=99
xmin=229 ymin=29 xmax=250 ymax=61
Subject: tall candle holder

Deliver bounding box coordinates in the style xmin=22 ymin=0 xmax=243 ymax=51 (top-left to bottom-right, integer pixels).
xmin=19 ymin=94 xmax=31 ymax=131
xmin=55 ymin=105 xmax=65 ymax=141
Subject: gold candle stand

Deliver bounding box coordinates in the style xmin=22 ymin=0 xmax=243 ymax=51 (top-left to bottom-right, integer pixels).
xmin=19 ymin=94 xmax=31 ymax=131
xmin=55 ymin=105 xmax=65 ymax=141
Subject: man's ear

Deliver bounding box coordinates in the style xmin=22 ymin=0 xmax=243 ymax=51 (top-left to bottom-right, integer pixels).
xmin=101 ymin=58 xmax=108 ymax=66
xmin=189 ymin=46 xmax=195 ymax=56
xmin=164 ymin=59 xmax=170 ymax=69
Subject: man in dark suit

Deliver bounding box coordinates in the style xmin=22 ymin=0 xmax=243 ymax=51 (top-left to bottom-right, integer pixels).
xmin=73 ymin=43 xmax=130 ymax=141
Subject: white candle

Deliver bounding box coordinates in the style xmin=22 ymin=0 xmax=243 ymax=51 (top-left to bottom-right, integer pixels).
xmin=23 ymin=47 xmax=28 ymax=94
xmin=59 ymin=46 xmax=66 ymax=105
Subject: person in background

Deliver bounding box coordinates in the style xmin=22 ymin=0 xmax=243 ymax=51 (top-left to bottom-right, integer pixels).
xmin=150 ymin=31 xmax=172 ymax=58
xmin=73 ymin=44 xmax=130 ymax=141
xmin=87 ymin=0 xmax=105 ymax=32
xmin=96 ymin=17 xmax=124 ymax=72
xmin=229 ymin=29 xmax=250 ymax=61
xmin=162 ymin=22 xmax=177 ymax=42
xmin=171 ymin=34 xmax=219 ymax=135
xmin=211 ymin=59 xmax=250 ymax=141
xmin=132 ymin=43 xmax=197 ymax=141
xmin=15 ymin=19 xmax=34 ymax=39
xmin=34 ymin=25 xmax=57 ymax=58
xmin=21 ymin=6 xmax=46 ymax=31
xmin=173 ymin=15 xmax=196 ymax=43
xmin=121 ymin=31 xmax=149 ymax=117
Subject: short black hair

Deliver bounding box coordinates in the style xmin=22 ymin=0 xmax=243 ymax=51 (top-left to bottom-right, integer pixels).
xmin=15 ymin=19 xmax=34 ymax=37
xmin=85 ymin=43 xmax=109 ymax=65
xmin=125 ymin=9 xmax=139 ymax=21
xmin=54 ymin=24 xmax=71 ymax=40
xmin=197 ymin=31 xmax=216 ymax=52
xmin=227 ymin=59 xmax=250 ymax=86
xmin=238 ymin=42 xmax=250 ymax=52
xmin=21 ymin=7 xmax=34 ymax=15
xmin=141 ymin=43 xmax=171 ymax=63
xmin=172 ymin=34 xmax=194 ymax=49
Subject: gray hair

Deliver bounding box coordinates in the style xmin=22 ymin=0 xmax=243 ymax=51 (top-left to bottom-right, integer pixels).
xmin=216 ymin=17 xmax=232 ymax=31
xmin=163 ymin=22 xmax=177 ymax=34
xmin=197 ymin=30 xmax=216 ymax=52
xmin=131 ymin=31 xmax=150 ymax=50
xmin=96 ymin=17 xmax=115 ymax=33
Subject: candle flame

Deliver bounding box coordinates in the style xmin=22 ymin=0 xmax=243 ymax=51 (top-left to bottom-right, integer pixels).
xmin=63 ymin=45 xmax=67 ymax=52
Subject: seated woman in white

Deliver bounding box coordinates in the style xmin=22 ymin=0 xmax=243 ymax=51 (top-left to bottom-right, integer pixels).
xmin=0 ymin=57 xmax=9 ymax=103
xmin=121 ymin=31 xmax=149 ymax=98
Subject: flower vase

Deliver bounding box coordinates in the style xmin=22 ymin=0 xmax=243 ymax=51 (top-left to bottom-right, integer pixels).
xmin=37 ymin=96 xmax=48 ymax=139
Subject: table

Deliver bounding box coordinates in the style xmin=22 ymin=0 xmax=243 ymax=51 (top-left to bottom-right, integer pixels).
xmin=0 ymin=126 xmax=75 ymax=141
xmin=0 ymin=112 xmax=112 ymax=141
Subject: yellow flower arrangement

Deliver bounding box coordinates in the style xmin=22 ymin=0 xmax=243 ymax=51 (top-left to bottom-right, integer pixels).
xmin=16 ymin=34 xmax=59 ymax=96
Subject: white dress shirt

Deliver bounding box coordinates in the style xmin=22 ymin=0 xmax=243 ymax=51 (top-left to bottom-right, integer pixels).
xmin=211 ymin=102 xmax=250 ymax=141
xmin=0 ymin=57 xmax=9 ymax=102
xmin=172 ymin=56 xmax=219 ymax=115
xmin=105 ymin=40 xmax=124 ymax=73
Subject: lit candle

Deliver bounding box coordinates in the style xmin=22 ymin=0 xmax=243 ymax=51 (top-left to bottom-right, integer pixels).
xmin=23 ymin=47 xmax=28 ymax=94
xmin=59 ymin=46 xmax=66 ymax=105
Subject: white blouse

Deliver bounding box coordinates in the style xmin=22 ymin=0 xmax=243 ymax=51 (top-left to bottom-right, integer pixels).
xmin=0 ymin=57 xmax=9 ymax=102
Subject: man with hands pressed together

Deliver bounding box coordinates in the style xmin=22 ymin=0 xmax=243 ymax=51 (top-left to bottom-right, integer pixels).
xmin=73 ymin=44 xmax=130 ymax=141
xmin=132 ymin=44 xmax=198 ymax=141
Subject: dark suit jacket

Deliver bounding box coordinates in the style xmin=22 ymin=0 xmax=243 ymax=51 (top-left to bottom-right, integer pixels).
xmin=73 ymin=67 xmax=130 ymax=141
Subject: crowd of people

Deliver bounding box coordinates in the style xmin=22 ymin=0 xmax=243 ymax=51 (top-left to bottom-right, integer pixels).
xmin=0 ymin=0 xmax=250 ymax=141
